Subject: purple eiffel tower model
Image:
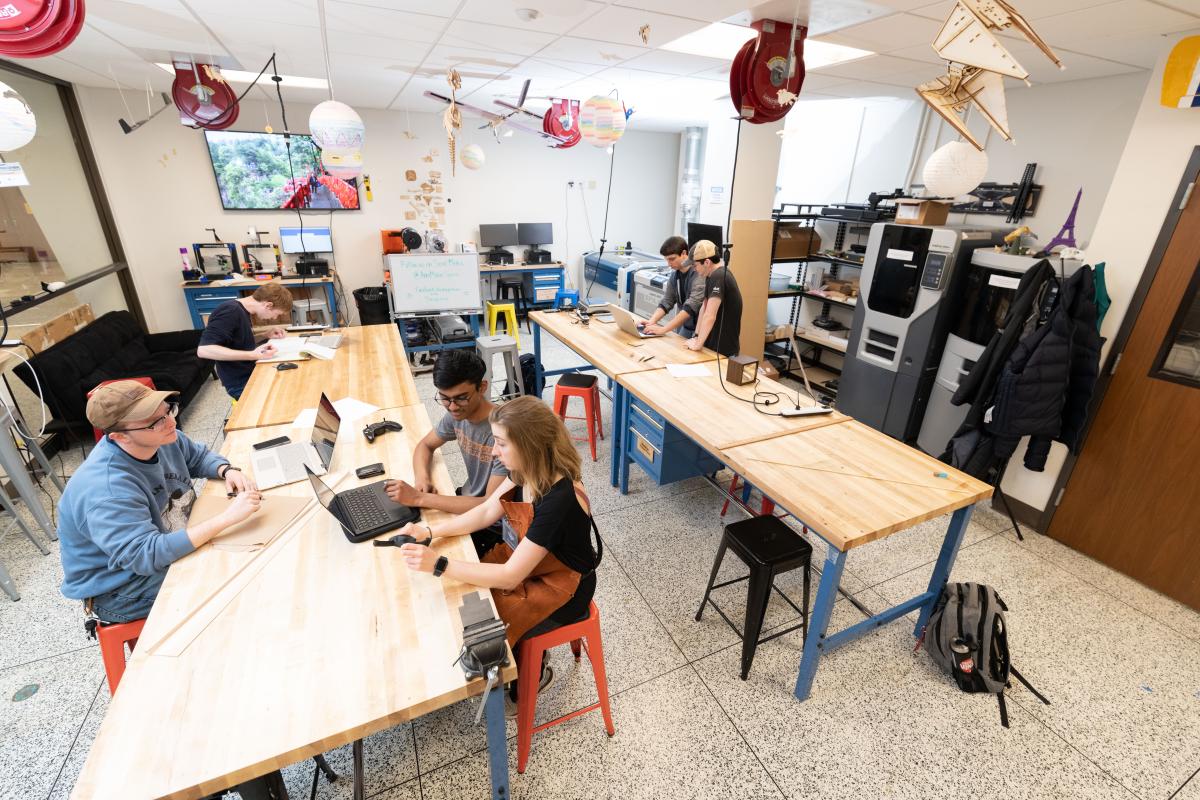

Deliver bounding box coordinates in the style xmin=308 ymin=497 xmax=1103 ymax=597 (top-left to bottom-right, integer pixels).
xmin=1045 ymin=188 xmax=1082 ymax=251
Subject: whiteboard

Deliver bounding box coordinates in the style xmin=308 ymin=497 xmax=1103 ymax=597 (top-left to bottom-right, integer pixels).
xmin=386 ymin=252 xmax=483 ymax=316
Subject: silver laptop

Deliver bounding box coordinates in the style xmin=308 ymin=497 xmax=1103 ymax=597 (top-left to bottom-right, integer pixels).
xmin=611 ymin=306 xmax=661 ymax=338
xmin=249 ymin=393 xmax=340 ymax=489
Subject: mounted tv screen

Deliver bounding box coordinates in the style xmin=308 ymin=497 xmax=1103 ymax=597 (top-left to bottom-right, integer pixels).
xmin=204 ymin=130 xmax=360 ymax=211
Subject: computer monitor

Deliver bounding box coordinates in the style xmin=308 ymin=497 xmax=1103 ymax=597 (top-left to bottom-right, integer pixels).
xmin=478 ymin=224 xmax=518 ymax=248
xmin=517 ymin=222 xmax=553 ymax=246
xmin=280 ymin=226 xmax=333 ymax=254
xmin=687 ymin=223 xmax=723 ymax=256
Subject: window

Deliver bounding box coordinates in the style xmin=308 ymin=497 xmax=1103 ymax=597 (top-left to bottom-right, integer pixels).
xmin=1150 ymin=257 xmax=1200 ymax=388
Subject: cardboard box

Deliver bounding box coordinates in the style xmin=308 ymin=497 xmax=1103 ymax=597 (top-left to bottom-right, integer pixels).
xmin=894 ymin=199 xmax=951 ymax=226
xmin=21 ymin=304 xmax=95 ymax=354
xmin=774 ymin=223 xmax=821 ymax=259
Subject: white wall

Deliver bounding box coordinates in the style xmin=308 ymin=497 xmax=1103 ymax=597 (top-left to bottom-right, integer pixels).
xmin=73 ymin=86 xmax=679 ymax=332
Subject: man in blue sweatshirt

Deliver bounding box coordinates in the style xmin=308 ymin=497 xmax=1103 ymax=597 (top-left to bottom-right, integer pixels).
xmin=58 ymin=380 xmax=263 ymax=623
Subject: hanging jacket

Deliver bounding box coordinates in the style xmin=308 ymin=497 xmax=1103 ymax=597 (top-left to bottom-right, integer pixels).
xmin=987 ymin=266 xmax=1101 ymax=470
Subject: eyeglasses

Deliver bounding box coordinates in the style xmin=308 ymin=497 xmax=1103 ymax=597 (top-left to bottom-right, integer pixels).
xmin=435 ymin=390 xmax=476 ymax=408
xmin=115 ymin=401 xmax=179 ymax=433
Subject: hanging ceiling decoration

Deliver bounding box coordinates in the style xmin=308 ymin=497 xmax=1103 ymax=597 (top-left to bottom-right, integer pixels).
xmin=923 ymin=140 xmax=989 ymax=198
xmin=916 ymin=0 xmax=1063 ymax=150
xmin=171 ymin=60 xmax=239 ymax=130
xmin=0 ymin=81 xmax=36 ymax=151
xmin=443 ymin=68 xmax=462 ymax=177
xmin=0 ymin=0 xmax=86 ymax=59
xmin=579 ymin=94 xmax=627 ymax=147
xmin=729 ymin=18 xmax=807 ymax=124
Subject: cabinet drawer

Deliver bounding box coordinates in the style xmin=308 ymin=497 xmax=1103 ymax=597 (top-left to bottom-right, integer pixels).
xmin=628 ymin=395 xmax=666 ymax=428
xmin=190 ymin=290 xmax=241 ymax=303
xmin=626 ymin=423 xmax=722 ymax=486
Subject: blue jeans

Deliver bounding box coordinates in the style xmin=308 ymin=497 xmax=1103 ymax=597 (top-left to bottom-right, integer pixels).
xmin=91 ymin=571 xmax=165 ymax=623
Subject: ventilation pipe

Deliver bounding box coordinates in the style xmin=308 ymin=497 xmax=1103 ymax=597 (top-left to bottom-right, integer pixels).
xmin=678 ymin=126 xmax=705 ymax=233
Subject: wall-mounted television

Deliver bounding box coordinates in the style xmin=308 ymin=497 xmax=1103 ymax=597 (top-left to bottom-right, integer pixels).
xmin=204 ymin=130 xmax=360 ymax=211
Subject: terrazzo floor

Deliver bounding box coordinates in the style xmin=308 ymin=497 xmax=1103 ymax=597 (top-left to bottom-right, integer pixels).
xmin=2 ymin=330 xmax=1198 ymax=800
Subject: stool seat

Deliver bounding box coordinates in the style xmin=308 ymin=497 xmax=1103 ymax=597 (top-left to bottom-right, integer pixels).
xmin=95 ymin=617 xmax=147 ymax=695
xmin=558 ymin=372 xmax=597 ymax=389
xmin=726 ymin=515 xmax=812 ymax=566
xmin=477 ymin=335 xmax=524 ymax=399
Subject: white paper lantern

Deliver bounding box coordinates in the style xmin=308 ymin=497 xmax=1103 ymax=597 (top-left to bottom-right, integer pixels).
xmin=308 ymin=100 xmax=364 ymax=153
xmin=0 ymin=82 xmax=36 ymax=152
xmin=922 ymin=140 xmax=988 ymax=198
xmin=461 ymin=143 xmax=485 ymax=170
xmin=323 ymin=149 xmax=363 ymax=179
xmin=579 ymin=95 xmax=626 ymax=148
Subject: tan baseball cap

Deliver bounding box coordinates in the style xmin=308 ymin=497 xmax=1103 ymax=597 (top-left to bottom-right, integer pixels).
xmin=87 ymin=381 xmax=179 ymax=431
xmin=691 ymin=240 xmax=719 ymax=262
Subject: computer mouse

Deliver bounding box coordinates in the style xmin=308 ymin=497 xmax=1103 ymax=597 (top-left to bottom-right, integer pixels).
xmin=276 ymin=362 xmax=298 ymax=371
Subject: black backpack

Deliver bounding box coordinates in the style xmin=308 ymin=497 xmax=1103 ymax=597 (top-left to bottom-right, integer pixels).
xmin=922 ymin=582 xmax=1050 ymax=727
xmin=504 ymin=353 xmax=545 ymax=398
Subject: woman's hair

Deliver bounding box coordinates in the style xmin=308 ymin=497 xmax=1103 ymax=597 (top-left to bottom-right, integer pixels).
xmin=489 ymin=396 xmax=581 ymax=502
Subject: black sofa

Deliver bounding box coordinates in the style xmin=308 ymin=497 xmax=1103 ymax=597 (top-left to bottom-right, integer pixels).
xmin=14 ymin=310 xmax=213 ymax=432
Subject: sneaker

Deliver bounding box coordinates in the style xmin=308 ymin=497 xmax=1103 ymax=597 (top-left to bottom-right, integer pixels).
xmin=504 ymin=665 xmax=554 ymax=717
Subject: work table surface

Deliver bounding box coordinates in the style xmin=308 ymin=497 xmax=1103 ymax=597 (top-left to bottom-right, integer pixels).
xmin=226 ymin=324 xmax=419 ymax=431
xmin=73 ymin=401 xmax=515 ymax=799
xmin=529 ymin=309 xmax=716 ymax=378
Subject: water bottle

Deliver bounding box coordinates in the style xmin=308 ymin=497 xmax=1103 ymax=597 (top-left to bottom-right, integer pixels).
xmin=179 ymin=247 xmax=194 ymax=279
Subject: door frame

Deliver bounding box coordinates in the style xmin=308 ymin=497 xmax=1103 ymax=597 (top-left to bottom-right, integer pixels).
xmin=1039 ymin=145 xmax=1200 ymax=532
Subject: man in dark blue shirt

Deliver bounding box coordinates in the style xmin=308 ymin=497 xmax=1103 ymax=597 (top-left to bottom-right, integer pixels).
xmin=197 ymin=281 xmax=293 ymax=399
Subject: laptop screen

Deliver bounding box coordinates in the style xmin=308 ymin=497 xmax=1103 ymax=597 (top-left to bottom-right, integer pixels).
xmin=311 ymin=393 xmax=340 ymax=468
xmin=306 ymin=467 xmax=339 ymax=510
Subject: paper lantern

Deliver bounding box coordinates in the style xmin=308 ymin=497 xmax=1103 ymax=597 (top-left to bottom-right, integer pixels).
xmin=579 ymin=95 xmax=626 ymax=148
xmin=323 ymin=149 xmax=363 ymax=179
xmin=922 ymin=141 xmax=988 ymax=199
xmin=461 ymin=143 xmax=485 ymax=170
xmin=0 ymin=82 xmax=35 ymax=151
xmin=308 ymin=100 xmax=364 ymax=153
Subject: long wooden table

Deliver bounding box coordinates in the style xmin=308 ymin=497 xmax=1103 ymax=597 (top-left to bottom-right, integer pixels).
xmin=226 ymin=324 xmax=419 ymax=431
xmin=75 ymin=359 xmax=515 ymax=798
xmin=531 ymin=310 xmax=992 ymax=702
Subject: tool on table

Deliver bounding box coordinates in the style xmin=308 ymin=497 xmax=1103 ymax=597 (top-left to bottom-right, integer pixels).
xmin=372 ymin=532 xmax=430 ymax=547
xmin=454 ymin=591 xmax=510 ymax=725
xmin=253 ymin=435 xmax=292 ymax=451
xmin=355 ymin=462 xmax=385 ymax=479
xmin=363 ymin=419 xmax=403 ymax=443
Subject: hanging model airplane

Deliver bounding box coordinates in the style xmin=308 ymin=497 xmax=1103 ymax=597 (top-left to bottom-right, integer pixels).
xmin=917 ymin=65 xmax=1011 ymax=149
xmin=423 ymin=79 xmax=571 ymax=147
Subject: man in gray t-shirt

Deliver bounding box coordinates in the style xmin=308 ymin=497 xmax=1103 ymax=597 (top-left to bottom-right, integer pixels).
xmin=386 ymin=350 xmax=508 ymax=555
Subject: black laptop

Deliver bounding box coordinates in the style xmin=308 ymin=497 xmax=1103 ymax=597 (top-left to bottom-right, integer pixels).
xmin=305 ymin=466 xmax=420 ymax=543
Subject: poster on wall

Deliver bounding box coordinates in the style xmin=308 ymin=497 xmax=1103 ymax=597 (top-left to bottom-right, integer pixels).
xmin=0 ymin=162 xmax=29 ymax=187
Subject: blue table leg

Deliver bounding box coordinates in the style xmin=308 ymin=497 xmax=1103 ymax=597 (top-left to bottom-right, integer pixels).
xmin=793 ymin=545 xmax=847 ymax=701
xmin=609 ymin=384 xmax=623 ymax=488
xmin=485 ymin=683 xmax=510 ymax=799
xmin=912 ymin=504 xmax=974 ymax=639
xmin=533 ymin=323 xmax=544 ymax=399
xmin=618 ymin=388 xmax=631 ymax=495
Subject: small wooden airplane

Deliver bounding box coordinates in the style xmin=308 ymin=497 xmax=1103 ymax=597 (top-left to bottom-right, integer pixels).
xmin=423 ymin=79 xmax=570 ymax=146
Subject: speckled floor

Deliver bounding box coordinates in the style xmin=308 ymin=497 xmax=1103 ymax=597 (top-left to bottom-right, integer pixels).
xmin=2 ymin=331 xmax=1198 ymax=800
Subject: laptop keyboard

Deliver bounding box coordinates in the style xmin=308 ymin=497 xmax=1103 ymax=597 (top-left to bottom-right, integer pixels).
xmin=341 ymin=488 xmax=390 ymax=528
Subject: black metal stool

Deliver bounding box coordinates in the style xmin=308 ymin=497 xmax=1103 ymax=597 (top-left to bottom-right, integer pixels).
xmin=695 ymin=515 xmax=812 ymax=680
xmin=497 ymin=277 xmax=531 ymax=333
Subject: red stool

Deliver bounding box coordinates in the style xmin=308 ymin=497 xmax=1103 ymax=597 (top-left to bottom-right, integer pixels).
xmin=87 ymin=377 xmax=156 ymax=442
xmin=553 ymin=373 xmax=603 ymax=461
xmin=720 ymin=474 xmax=776 ymax=517
xmin=516 ymin=601 xmax=614 ymax=773
xmin=96 ymin=618 xmax=146 ymax=695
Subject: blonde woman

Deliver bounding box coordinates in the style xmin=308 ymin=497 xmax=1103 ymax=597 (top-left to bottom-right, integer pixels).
xmin=397 ymin=396 xmax=602 ymax=699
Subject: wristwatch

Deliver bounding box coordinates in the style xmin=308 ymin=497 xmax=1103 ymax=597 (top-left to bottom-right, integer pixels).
xmin=432 ymin=556 xmax=449 ymax=577
xmin=218 ymin=464 xmax=241 ymax=479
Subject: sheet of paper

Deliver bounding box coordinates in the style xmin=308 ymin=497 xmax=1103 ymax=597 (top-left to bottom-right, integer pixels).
xmin=333 ymin=396 xmax=380 ymax=422
xmin=665 ymin=363 xmax=711 ymax=378
xmin=292 ymin=407 xmax=317 ymax=428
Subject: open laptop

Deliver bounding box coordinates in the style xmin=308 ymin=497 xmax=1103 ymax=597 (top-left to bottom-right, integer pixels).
xmin=305 ymin=465 xmax=420 ymax=543
xmin=249 ymin=393 xmax=340 ymax=489
xmin=611 ymin=306 xmax=661 ymax=338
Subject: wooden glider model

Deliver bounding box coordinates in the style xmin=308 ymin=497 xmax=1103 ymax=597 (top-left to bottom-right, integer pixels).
xmin=424 ymin=78 xmax=570 ymax=147
xmin=918 ymin=0 xmax=1063 ymax=150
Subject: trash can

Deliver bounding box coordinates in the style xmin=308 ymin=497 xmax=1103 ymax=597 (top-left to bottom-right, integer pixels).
xmin=354 ymin=286 xmax=391 ymax=326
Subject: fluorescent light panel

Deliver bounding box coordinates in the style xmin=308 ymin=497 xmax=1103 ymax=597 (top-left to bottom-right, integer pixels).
xmin=155 ymin=63 xmax=328 ymax=89
xmin=661 ymin=22 xmax=873 ymax=70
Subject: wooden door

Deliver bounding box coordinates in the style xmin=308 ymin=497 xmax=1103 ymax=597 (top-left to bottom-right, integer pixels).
xmin=1048 ymin=159 xmax=1200 ymax=610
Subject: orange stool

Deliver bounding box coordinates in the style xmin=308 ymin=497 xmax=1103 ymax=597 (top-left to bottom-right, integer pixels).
xmin=720 ymin=474 xmax=776 ymax=518
xmin=96 ymin=618 xmax=146 ymax=695
xmin=87 ymin=377 xmax=156 ymax=442
xmin=553 ymin=373 xmax=603 ymax=461
xmin=516 ymin=601 xmax=614 ymax=774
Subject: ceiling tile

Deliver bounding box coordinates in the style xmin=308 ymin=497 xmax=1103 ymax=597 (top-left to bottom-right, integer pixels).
xmin=813 ymin=12 xmax=941 ymax=52
xmin=535 ymin=36 xmax=646 ymax=65
xmin=442 ymin=19 xmax=558 ymax=56
xmin=568 ymin=6 xmax=707 ymax=48
xmin=457 ymin=0 xmax=606 ymax=34
xmin=621 ymin=49 xmax=731 ymax=75
xmin=516 ymin=57 xmax=606 ymax=81
xmin=324 ymin=4 xmax=445 ymax=45
xmin=811 ymin=53 xmax=935 ymax=83
xmin=883 ymin=42 xmax=946 ymax=64
xmin=725 ymin=0 xmax=901 ymax=36
xmin=611 ymin=0 xmax=753 ymax=23
xmin=1079 ymin=33 xmax=1177 ymax=68
xmin=182 ymin=0 xmax=318 ymax=28
xmin=1023 ymin=0 xmax=1199 ymax=43
xmin=820 ymin=79 xmax=918 ymax=98
xmin=321 ymin=0 xmax=456 ymax=15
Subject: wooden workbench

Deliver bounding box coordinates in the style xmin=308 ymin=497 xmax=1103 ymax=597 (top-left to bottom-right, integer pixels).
xmin=226 ymin=324 xmax=419 ymax=431
xmin=74 ymin=404 xmax=515 ymax=797
xmin=529 ymin=309 xmax=715 ymax=379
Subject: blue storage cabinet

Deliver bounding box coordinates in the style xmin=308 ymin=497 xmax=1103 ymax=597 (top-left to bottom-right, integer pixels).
xmin=521 ymin=268 xmax=565 ymax=306
xmin=181 ymin=279 xmax=339 ymax=329
xmin=625 ymin=395 xmax=722 ymax=485
xmin=186 ymin=288 xmax=242 ymax=329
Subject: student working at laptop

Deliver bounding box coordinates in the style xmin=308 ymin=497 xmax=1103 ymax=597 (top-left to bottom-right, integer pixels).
xmin=640 ymin=235 xmax=705 ymax=337
xmin=687 ymin=240 xmax=743 ymax=357
xmin=197 ymin=281 xmax=294 ymax=400
xmin=394 ymin=396 xmax=601 ymax=708
xmin=385 ymin=350 xmax=508 ymax=556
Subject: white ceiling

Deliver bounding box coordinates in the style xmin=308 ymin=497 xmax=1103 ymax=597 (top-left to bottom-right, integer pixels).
xmin=17 ymin=0 xmax=1200 ymax=131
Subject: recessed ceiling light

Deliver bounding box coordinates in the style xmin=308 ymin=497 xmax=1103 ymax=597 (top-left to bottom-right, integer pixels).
xmin=662 ymin=22 xmax=757 ymax=60
xmin=155 ymin=63 xmax=329 ymax=90
xmin=804 ymin=40 xmax=874 ymax=70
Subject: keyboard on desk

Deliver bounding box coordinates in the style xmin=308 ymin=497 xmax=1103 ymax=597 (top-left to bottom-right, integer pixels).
xmin=340 ymin=487 xmax=390 ymax=528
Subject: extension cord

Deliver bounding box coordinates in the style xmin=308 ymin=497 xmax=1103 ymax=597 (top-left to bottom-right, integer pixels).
xmin=780 ymin=406 xmax=833 ymax=417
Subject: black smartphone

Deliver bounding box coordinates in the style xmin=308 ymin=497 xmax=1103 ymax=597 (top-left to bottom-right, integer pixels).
xmin=356 ymin=462 xmax=385 ymax=479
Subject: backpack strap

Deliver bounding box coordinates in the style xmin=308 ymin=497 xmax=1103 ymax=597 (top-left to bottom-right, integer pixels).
xmin=1009 ymin=666 xmax=1051 ymax=706
xmin=573 ymin=485 xmax=604 ymax=571
xmin=997 ymin=692 xmax=1010 ymax=728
